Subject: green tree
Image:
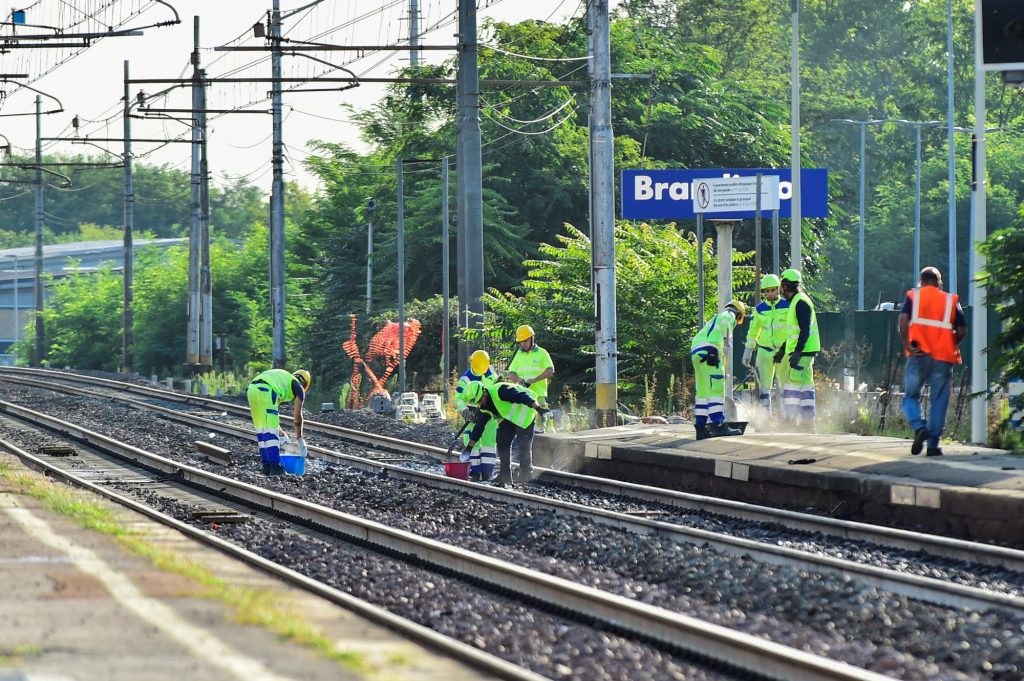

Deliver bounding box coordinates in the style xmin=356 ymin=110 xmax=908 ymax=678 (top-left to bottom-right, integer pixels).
xmin=979 ymin=217 xmax=1024 ymax=422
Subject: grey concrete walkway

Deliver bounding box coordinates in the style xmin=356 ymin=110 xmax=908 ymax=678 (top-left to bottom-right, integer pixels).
xmin=0 ymin=457 xmax=489 ymax=681
xmin=534 ymin=425 xmax=1024 ymax=545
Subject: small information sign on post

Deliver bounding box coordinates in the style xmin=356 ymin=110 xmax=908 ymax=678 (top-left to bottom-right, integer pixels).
xmin=691 ymin=176 xmax=780 ymax=214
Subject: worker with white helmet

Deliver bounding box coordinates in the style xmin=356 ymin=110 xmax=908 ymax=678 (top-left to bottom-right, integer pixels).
xmin=246 ymin=368 xmax=310 ymax=475
xmin=507 ymin=324 xmax=555 ymax=431
xmin=690 ymin=301 xmax=746 ymax=439
xmin=743 ymin=274 xmax=791 ymax=420
xmin=453 ymin=350 xmax=499 ymax=481
xmin=461 ymin=379 xmax=549 ymax=486
xmin=774 ymin=269 xmax=820 ymax=428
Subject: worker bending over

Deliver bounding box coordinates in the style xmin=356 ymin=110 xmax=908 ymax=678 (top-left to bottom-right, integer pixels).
xmin=461 ymin=380 xmax=549 ymax=486
xmin=775 ymin=269 xmax=820 ymax=428
xmin=454 ymin=350 xmax=499 ymax=481
xmin=246 ymin=368 xmax=310 ymax=475
xmin=690 ymin=300 xmax=746 ymax=439
xmin=743 ymin=274 xmax=791 ymax=420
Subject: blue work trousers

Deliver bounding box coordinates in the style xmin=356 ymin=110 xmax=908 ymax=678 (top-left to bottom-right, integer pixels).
xmin=902 ymin=355 xmax=954 ymax=449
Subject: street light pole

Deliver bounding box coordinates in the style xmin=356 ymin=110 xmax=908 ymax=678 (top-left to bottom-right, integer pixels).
xmin=789 ymin=0 xmax=801 ymax=268
xmin=831 ymin=118 xmax=885 ymax=309
xmin=946 ymin=0 xmax=957 ymax=296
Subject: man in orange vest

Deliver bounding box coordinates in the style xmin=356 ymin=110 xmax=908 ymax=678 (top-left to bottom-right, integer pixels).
xmin=898 ymin=267 xmax=967 ymax=457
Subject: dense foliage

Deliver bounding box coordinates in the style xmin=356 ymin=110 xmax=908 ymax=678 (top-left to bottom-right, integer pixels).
xmin=18 ymin=1 xmax=1024 ymax=416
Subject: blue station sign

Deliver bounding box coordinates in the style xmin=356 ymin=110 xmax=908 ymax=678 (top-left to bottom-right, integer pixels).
xmin=620 ymin=168 xmax=829 ymax=220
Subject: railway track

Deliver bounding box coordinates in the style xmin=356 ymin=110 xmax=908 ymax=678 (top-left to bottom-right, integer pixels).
xmin=0 ymin=399 xmax=891 ymax=681
xmin=3 ymin=367 xmax=1023 ymax=614
xmin=0 ymin=370 xmax=1022 ymax=679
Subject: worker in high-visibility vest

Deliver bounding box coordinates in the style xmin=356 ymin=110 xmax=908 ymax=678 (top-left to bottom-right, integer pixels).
xmin=453 ymin=350 xmax=498 ymax=481
xmin=899 ymin=267 xmax=967 ymax=457
xmin=742 ymin=273 xmax=791 ymax=420
xmin=690 ymin=300 xmax=746 ymax=439
xmin=774 ymin=269 xmax=820 ymax=428
xmin=246 ymin=368 xmax=310 ymax=475
xmin=507 ymin=324 xmax=556 ymax=433
xmin=461 ymin=380 xmax=550 ymax=486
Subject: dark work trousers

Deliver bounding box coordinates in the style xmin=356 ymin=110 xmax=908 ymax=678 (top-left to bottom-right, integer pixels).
xmin=496 ymin=418 xmax=535 ymax=482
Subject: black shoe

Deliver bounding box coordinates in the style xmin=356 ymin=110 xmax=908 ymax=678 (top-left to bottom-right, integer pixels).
xmin=711 ymin=423 xmax=742 ymax=437
xmin=262 ymin=464 xmax=273 ymax=475
xmin=469 ymin=471 xmax=481 ymax=482
xmin=926 ymin=447 xmax=943 ymax=457
xmin=265 ymin=463 xmax=285 ymax=475
xmin=517 ymin=467 xmax=536 ymax=483
xmin=695 ymin=427 xmax=711 ymax=441
xmin=911 ymin=428 xmax=927 ymax=456
xmin=492 ymin=474 xmax=513 ymax=486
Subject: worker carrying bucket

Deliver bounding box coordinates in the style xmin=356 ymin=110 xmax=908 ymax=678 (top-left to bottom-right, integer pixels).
xmin=690 ymin=301 xmax=746 ymax=440
xmin=246 ymin=368 xmax=310 ymax=475
xmin=460 ymin=379 xmax=550 ymax=486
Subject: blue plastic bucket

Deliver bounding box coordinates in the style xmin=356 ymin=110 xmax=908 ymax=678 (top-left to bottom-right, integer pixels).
xmin=280 ymin=454 xmax=305 ymax=476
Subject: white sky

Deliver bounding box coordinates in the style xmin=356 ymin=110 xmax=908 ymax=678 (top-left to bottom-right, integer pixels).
xmin=0 ymin=0 xmax=618 ymax=193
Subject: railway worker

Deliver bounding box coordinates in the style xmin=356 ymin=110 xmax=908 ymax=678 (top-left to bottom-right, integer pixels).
xmin=899 ymin=266 xmax=967 ymax=457
xmin=453 ymin=350 xmax=499 ymax=481
xmin=774 ymin=269 xmax=820 ymax=429
xmin=246 ymin=368 xmax=310 ymax=475
xmin=460 ymin=379 xmax=550 ymax=486
xmin=690 ymin=300 xmax=746 ymax=439
xmin=507 ymin=324 xmax=555 ymax=431
xmin=742 ymin=274 xmax=791 ymax=421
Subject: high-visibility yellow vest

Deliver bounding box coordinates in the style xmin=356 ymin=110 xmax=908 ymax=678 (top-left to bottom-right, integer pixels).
xmin=252 ymin=369 xmax=298 ymax=403
xmin=746 ymin=298 xmax=790 ymax=350
xmin=482 ymin=383 xmax=537 ymax=428
xmin=784 ymin=292 xmax=820 ymax=354
xmin=691 ymin=310 xmax=737 ymax=352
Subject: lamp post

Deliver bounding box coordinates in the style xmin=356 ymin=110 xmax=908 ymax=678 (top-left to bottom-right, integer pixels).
xmin=891 ymin=120 xmax=943 ymax=283
xmin=830 ymin=119 xmax=885 ymax=309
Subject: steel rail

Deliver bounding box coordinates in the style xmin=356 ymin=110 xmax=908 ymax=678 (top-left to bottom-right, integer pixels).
xmin=0 ymin=397 xmax=892 ymax=681
xmin=0 ymin=436 xmax=546 ymax=681
xmin=4 ymin=367 xmax=1024 ymax=573
xmin=3 ymin=373 xmax=1023 ymax=617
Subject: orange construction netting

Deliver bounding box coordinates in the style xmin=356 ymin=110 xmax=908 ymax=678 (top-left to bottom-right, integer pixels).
xmin=342 ymin=314 xmax=422 ymax=409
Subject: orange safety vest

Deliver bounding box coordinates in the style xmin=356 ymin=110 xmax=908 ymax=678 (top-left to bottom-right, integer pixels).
xmin=906 ymin=286 xmax=962 ymax=364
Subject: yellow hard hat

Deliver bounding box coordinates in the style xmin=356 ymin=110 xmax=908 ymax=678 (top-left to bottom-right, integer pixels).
xmin=780 ymin=268 xmax=802 ymax=284
xmin=515 ymin=324 xmax=535 ymax=342
xmin=469 ymin=350 xmax=490 ymax=376
xmin=726 ymin=300 xmax=746 ymax=324
xmin=293 ymin=369 xmax=311 ymax=390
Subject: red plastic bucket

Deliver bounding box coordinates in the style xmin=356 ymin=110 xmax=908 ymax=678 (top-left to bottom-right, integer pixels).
xmin=443 ymin=461 xmax=471 ymax=480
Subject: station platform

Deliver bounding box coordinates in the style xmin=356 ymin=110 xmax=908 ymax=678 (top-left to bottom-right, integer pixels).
xmin=533 ymin=425 xmax=1024 ymax=547
xmin=0 ymin=457 xmax=488 ymax=681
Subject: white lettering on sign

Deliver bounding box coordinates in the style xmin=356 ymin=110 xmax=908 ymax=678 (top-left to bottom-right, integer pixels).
xmin=634 ymin=175 xmax=690 ymax=201
xmin=632 ymin=173 xmax=784 ymax=205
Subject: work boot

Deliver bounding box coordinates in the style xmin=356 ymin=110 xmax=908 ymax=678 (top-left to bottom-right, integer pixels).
xmin=710 ymin=422 xmax=742 ymax=437
xmin=517 ymin=467 xmax=536 ymax=483
xmin=492 ymin=473 xmax=513 ymax=487
xmin=265 ymin=463 xmax=285 ymax=476
xmin=469 ymin=471 xmax=481 ymax=483
xmin=926 ymin=447 xmax=943 ymax=457
xmin=694 ymin=427 xmax=711 ymax=441
xmin=910 ymin=428 xmax=927 ymax=456
xmin=262 ymin=464 xmax=273 ymax=475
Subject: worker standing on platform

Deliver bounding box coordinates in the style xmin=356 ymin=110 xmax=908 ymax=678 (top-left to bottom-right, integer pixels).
xmin=453 ymin=350 xmax=498 ymax=481
xmin=461 ymin=380 xmax=549 ymax=486
xmin=507 ymin=324 xmax=555 ymax=431
xmin=899 ymin=267 xmax=967 ymax=457
xmin=775 ymin=269 xmax=820 ymax=429
xmin=743 ymin=274 xmax=791 ymax=420
xmin=690 ymin=300 xmax=746 ymax=439
xmin=246 ymin=368 xmax=310 ymax=475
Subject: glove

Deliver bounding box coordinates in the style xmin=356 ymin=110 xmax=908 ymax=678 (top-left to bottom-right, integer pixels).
xmin=459 ymin=448 xmax=472 ymax=463
xmin=297 ymin=438 xmax=308 ymax=457
xmin=773 ymin=348 xmax=786 ymax=364
xmin=700 ymin=348 xmax=720 ymax=367
xmin=742 ymin=346 xmax=753 ymax=369
xmin=279 ymin=431 xmax=290 ymax=444
xmin=460 ymin=407 xmax=477 ymax=422
xmin=534 ymin=405 xmax=551 ymax=418
xmin=789 ymin=352 xmax=803 ymax=370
